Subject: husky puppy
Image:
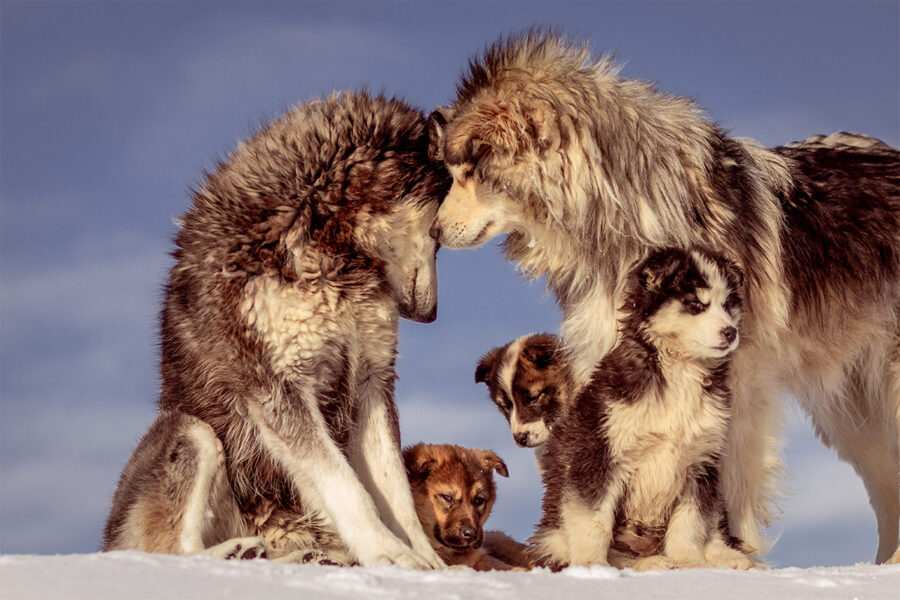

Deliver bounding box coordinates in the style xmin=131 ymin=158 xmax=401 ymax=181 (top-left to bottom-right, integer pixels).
xmin=530 ymin=249 xmax=752 ymax=571
xmin=475 ymin=334 xmax=573 ymax=471
xmin=428 ymin=31 xmax=900 ymax=562
xmin=403 ymin=443 xmax=523 ymax=570
xmin=103 ymin=92 xmax=450 ymax=568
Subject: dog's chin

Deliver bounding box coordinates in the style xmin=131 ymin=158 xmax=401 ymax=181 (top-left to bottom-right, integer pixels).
xmin=701 ymin=341 xmax=738 ymax=359
xmin=399 ymin=300 xmax=437 ymax=323
xmin=439 ymin=220 xmax=503 ymax=249
xmin=436 ymin=532 xmax=481 ymax=552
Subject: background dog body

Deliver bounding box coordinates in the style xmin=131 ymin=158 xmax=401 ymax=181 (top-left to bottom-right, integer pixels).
xmin=403 ymin=443 xmax=529 ymax=570
xmin=104 ymin=92 xmax=450 ymax=568
xmin=475 ymin=333 xmax=573 ymax=472
xmin=429 ymin=32 xmax=900 ymax=563
xmin=531 ymin=249 xmax=751 ymax=570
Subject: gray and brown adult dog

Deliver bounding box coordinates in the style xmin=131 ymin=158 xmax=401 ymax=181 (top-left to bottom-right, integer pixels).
xmin=103 ymin=91 xmax=450 ymax=567
xmin=428 ymin=32 xmax=900 ymax=563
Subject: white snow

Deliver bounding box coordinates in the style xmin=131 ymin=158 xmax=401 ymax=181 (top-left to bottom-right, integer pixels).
xmin=1 ymin=553 xmax=898 ymax=600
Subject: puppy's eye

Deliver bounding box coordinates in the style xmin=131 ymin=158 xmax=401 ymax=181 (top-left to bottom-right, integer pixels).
xmin=439 ymin=494 xmax=455 ymax=505
xmin=723 ymin=293 xmax=741 ymax=312
xmin=472 ymin=496 xmax=485 ymax=507
xmin=684 ymin=299 xmax=707 ymax=314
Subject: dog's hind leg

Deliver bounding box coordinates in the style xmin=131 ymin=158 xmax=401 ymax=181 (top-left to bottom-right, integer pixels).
xmin=349 ymin=378 xmax=445 ymax=569
xmin=104 ymin=412 xmax=264 ymax=558
xmin=809 ymin=356 xmax=900 ymax=565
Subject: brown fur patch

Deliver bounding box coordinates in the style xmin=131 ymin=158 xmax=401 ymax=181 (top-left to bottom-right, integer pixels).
xmin=403 ymin=443 xmax=518 ymax=570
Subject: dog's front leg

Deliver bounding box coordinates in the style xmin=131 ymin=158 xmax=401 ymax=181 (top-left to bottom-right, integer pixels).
xmin=350 ymin=376 xmax=445 ymax=569
xmin=246 ymin=396 xmax=434 ymax=569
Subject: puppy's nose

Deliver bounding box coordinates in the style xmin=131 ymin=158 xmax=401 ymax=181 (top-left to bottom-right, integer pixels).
xmin=721 ymin=326 xmax=737 ymax=345
xmin=460 ymin=526 xmax=476 ymax=541
xmin=513 ymin=432 xmax=529 ymax=447
xmin=429 ymin=219 xmax=441 ymax=241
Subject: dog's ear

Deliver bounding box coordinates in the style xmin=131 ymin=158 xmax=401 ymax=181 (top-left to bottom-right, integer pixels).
xmin=475 ymin=346 xmax=503 ymax=384
xmin=713 ymin=254 xmax=745 ymax=291
xmin=480 ymin=451 xmax=509 ymax=478
xmin=444 ymin=97 xmax=526 ymax=166
xmin=521 ymin=335 xmax=557 ymax=370
xmin=638 ymin=249 xmax=689 ymax=294
xmin=427 ymin=107 xmax=452 ymax=162
xmin=403 ymin=445 xmax=435 ymax=485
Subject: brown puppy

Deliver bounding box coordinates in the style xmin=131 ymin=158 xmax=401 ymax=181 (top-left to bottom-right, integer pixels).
xmin=475 ymin=334 xmax=574 ymax=456
xmin=403 ymin=443 xmax=525 ymax=570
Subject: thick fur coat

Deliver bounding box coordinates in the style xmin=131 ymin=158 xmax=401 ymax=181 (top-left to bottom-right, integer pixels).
xmin=429 ymin=32 xmax=900 ymax=563
xmin=104 ymin=91 xmax=450 ymax=568
xmin=530 ymin=249 xmax=751 ymax=570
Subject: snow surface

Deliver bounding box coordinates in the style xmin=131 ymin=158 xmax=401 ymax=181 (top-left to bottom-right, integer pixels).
xmin=2 ymin=553 xmax=898 ymax=600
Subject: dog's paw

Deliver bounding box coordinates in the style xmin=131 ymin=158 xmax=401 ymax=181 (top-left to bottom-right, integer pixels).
xmin=275 ymin=549 xmax=347 ymax=566
xmin=409 ymin=539 xmax=446 ymax=569
xmin=705 ymin=550 xmax=755 ymax=570
xmin=359 ymin=540 xmax=438 ymax=569
xmin=704 ymin=540 xmax=758 ymax=570
xmin=205 ymin=536 xmax=270 ymax=560
xmin=629 ymin=555 xmax=676 ymax=571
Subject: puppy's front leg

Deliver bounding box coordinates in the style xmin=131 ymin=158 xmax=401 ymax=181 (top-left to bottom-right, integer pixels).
xmin=246 ymin=396 xmax=433 ymax=569
xmin=350 ymin=376 xmax=445 ymax=569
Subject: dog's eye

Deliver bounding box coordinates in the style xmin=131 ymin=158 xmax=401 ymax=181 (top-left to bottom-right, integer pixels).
xmin=684 ymin=299 xmax=707 ymax=314
xmin=723 ymin=293 xmax=741 ymax=312
xmin=439 ymin=494 xmax=455 ymax=506
xmin=472 ymin=496 xmax=485 ymax=507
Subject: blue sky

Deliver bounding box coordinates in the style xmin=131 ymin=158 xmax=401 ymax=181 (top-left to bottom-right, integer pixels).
xmin=1 ymin=1 xmax=897 ymax=567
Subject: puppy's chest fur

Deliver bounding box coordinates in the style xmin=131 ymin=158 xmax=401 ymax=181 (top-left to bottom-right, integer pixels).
xmin=607 ymin=368 xmax=729 ymax=523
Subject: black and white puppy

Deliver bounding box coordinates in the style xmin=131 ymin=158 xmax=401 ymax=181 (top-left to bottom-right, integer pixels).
xmin=475 ymin=334 xmax=574 ymax=469
xmin=530 ymin=248 xmax=754 ymax=571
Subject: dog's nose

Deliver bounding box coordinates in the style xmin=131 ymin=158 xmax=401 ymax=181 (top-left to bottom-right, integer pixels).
xmin=460 ymin=526 xmax=476 ymax=541
xmin=429 ymin=219 xmax=441 ymax=241
xmin=513 ymin=432 xmax=529 ymax=447
xmin=721 ymin=326 xmax=737 ymax=345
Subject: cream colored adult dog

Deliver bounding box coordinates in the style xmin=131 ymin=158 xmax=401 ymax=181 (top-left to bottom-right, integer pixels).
xmin=428 ymin=32 xmax=900 ymax=563
xmin=103 ymin=92 xmax=449 ymax=567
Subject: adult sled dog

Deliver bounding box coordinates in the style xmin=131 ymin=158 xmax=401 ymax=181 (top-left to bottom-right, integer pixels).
xmin=104 ymin=92 xmax=449 ymax=568
xmin=428 ymin=33 xmax=900 ymax=563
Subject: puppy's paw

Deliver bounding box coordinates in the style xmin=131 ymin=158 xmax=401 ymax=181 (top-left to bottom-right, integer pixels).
xmin=704 ymin=540 xmax=758 ymax=570
xmin=205 ymin=536 xmax=270 ymax=560
xmin=705 ymin=550 xmax=754 ymax=570
xmin=629 ymin=554 xmax=676 ymax=571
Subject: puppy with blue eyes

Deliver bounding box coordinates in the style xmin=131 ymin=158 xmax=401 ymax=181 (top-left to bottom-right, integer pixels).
xmin=530 ymin=248 xmax=754 ymax=571
xmin=475 ymin=334 xmax=574 ymax=471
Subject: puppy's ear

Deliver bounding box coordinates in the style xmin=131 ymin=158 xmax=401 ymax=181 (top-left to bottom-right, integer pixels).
xmin=522 ymin=335 xmax=557 ymax=370
xmin=713 ymin=254 xmax=745 ymax=290
xmin=481 ymin=451 xmax=509 ymax=478
xmin=475 ymin=346 xmax=503 ymax=384
xmin=427 ymin=107 xmax=452 ymax=162
xmin=403 ymin=445 xmax=435 ymax=485
xmin=638 ymin=249 xmax=688 ymax=293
